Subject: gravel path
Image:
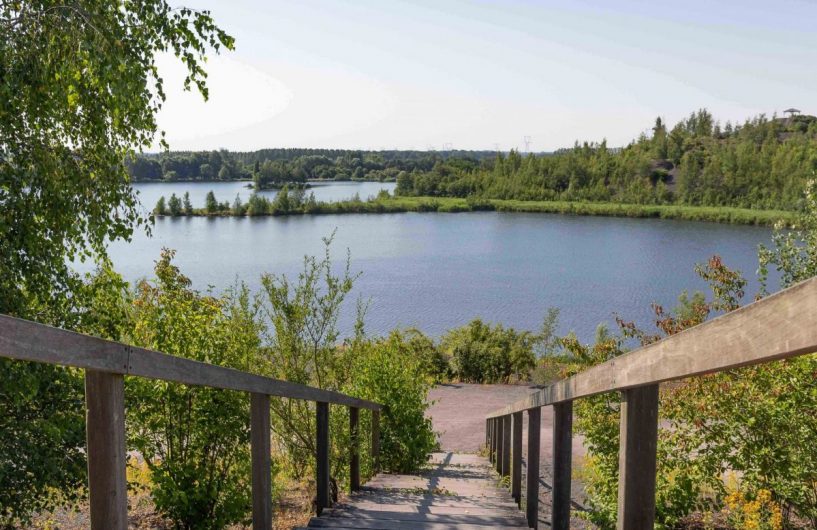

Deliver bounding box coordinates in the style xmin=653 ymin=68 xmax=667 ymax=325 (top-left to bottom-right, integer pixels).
xmin=427 ymin=383 xmax=591 ymax=528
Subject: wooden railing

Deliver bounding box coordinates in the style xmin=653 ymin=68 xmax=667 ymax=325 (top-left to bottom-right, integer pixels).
xmin=486 ymin=275 xmax=817 ymax=530
xmin=0 ymin=315 xmax=382 ymax=530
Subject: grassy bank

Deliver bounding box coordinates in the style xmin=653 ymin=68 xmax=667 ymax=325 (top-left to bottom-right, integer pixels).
xmin=160 ymin=195 xmax=796 ymax=226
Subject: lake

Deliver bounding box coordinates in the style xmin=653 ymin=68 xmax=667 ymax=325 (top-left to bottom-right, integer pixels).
xmin=93 ymin=181 xmax=778 ymax=342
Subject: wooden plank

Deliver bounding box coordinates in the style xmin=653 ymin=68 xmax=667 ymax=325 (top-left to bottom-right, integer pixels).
xmin=501 ymin=415 xmax=511 ymax=478
xmin=85 ymin=370 xmax=127 ymax=530
xmin=511 ymin=411 xmax=523 ymax=505
xmin=251 ymin=393 xmax=272 ymax=530
xmin=617 ymin=385 xmax=659 ymax=530
xmin=525 ymin=407 xmax=541 ymax=529
xmin=0 ymin=314 xmax=381 ymax=410
xmin=371 ymin=409 xmax=380 ymax=472
xmin=316 ymin=402 xmax=331 ymax=515
xmin=487 ymin=275 xmax=817 ymax=417
xmin=551 ymin=402 xmax=572 ymax=530
xmin=350 ymin=406 xmax=360 ymax=492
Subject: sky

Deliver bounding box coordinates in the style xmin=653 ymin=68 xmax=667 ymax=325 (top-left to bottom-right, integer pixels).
xmin=155 ymin=0 xmax=817 ymax=152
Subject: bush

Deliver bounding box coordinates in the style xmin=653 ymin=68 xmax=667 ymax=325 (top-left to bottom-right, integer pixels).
xmin=343 ymin=333 xmax=439 ymax=474
xmin=441 ymin=319 xmax=536 ymax=383
xmin=124 ymin=250 xmax=264 ymax=529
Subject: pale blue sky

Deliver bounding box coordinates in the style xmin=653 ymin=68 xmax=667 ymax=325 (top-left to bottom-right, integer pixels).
xmin=157 ymin=0 xmax=817 ymax=151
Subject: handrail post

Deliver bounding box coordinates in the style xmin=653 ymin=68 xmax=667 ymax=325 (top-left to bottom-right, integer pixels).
xmin=552 ymin=401 xmax=573 ymax=530
xmin=251 ymin=393 xmax=272 ymax=529
xmin=501 ymin=414 xmax=511 ymax=477
xmin=494 ymin=416 xmax=505 ymax=475
xmin=85 ymin=370 xmax=127 ymax=530
xmin=617 ymin=385 xmax=659 ymax=530
xmin=349 ymin=406 xmax=360 ymax=492
xmin=491 ymin=418 xmax=498 ymax=464
xmin=371 ymin=409 xmax=380 ymax=472
xmin=511 ymin=411 xmax=523 ymax=505
xmin=526 ymin=407 xmax=541 ymax=529
xmin=316 ymin=401 xmax=330 ymax=515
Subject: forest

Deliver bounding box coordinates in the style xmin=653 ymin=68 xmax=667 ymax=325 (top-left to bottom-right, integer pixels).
xmin=396 ymin=110 xmax=817 ymax=211
xmin=126 ymin=148 xmax=496 ymax=189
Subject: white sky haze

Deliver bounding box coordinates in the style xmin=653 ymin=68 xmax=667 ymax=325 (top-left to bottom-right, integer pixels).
xmin=155 ymin=0 xmax=817 ymax=152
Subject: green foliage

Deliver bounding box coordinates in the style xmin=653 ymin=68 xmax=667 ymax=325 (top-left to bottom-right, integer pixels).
xmin=125 ymin=250 xmax=262 ymax=529
xmin=395 ymin=110 xmax=817 ymax=212
xmin=343 ymin=333 xmax=439 ymax=474
xmin=441 ymin=319 xmax=536 ymax=383
xmin=155 ymin=195 xmax=167 ymax=215
xmin=183 ymin=192 xmax=193 ymax=215
xmin=205 ymin=191 xmax=219 ymax=214
xmin=0 ymin=1 xmax=232 ymax=524
xmin=168 ymin=193 xmax=182 ymax=216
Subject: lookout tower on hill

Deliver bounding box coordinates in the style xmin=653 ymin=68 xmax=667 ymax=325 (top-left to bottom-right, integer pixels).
xmin=784 ymin=108 xmax=801 ymax=117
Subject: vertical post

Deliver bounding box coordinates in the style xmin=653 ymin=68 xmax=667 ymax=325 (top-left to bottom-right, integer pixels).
xmin=486 ymin=419 xmax=491 ymax=455
xmin=371 ymin=409 xmax=380 ymax=473
xmin=617 ymin=385 xmax=659 ymax=530
xmin=551 ymin=401 xmax=573 ymax=530
xmin=491 ymin=418 xmax=498 ymax=464
xmin=251 ymin=393 xmax=272 ymax=530
xmin=511 ymin=411 xmax=523 ymax=504
xmin=349 ymin=406 xmax=360 ymax=492
xmin=526 ymin=407 xmax=541 ymax=529
xmin=494 ymin=416 xmax=505 ymax=474
xmin=501 ymin=415 xmax=511 ymax=478
xmin=85 ymin=370 xmax=127 ymax=530
xmin=316 ymin=401 xmax=330 ymax=515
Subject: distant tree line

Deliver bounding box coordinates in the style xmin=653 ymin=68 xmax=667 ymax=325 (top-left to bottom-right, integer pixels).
xmin=126 ymin=148 xmax=498 ymax=190
xmin=396 ymin=110 xmax=817 ymax=211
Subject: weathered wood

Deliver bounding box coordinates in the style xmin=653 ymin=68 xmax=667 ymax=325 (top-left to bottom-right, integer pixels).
xmin=501 ymin=415 xmax=511 ymax=478
xmin=495 ymin=417 xmax=503 ymax=473
xmin=551 ymin=401 xmax=573 ymax=530
xmin=486 ymin=275 xmax=817 ymax=418
xmin=349 ymin=406 xmax=360 ymax=492
xmin=85 ymin=370 xmax=127 ymax=530
xmin=251 ymin=393 xmax=272 ymax=529
xmin=0 ymin=314 xmax=381 ymax=410
xmin=511 ymin=411 xmax=523 ymax=505
xmin=526 ymin=407 xmax=541 ymax=529
xmin=316 ymin=402 xmax=331 ymax=515
xmin=371 ymin=409 xmax=380 ymax=472
xmin=617 ymin=385 xmax=659 ymax=530
xmin=304 ymin=452 xmax=529 ymax=529
xmin=491 ymin=418 xmax=498 ymax=465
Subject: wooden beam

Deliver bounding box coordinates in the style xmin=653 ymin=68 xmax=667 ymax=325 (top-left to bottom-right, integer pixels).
xmin=251 ymin=393 xmax=272 ymax=530
xmin=316 ymin=402 xmax=331 ymax=515
xmin=526 ymin=407 xmax=541 ymax=529
xmin=511 ymin=411 xmax=523 ymax=505
xmin=350 ymin=406 xmax=360 ymax=492
xmin=371 ymin=409 xmax=380 ymax=473
xmin=85 ymin=371 xmax=127 ymax=530
xmin=617 ymin=385 xmax=659 ymax=530
xmin=0 ymin=315 xmax=381 ymax=411
xmin=501 ymin=415 xmax=511 ymax=477
xmin=551 ymin=401 xmax=573 ymax=530
xmin=487 ymin=275 xmax=817 ymax=418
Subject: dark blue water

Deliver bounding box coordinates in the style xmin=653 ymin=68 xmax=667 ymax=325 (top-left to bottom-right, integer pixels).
xmin=92 ymin=184 xmax=778 ymax=342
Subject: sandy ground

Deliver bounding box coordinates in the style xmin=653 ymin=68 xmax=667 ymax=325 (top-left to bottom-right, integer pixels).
xmin=427 ymin=383 xmax=590 ymax=528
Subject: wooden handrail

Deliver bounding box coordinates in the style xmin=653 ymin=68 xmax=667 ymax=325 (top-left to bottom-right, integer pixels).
xmin=487 ymin=274 xmax=817 ymax=419
xmin=0 ymin=314 xmax=383 ymax=529
xmin=486 ymin=275 xmax=817 ymax=530
xmin=0 ymin=314 xmax=381 ymax=410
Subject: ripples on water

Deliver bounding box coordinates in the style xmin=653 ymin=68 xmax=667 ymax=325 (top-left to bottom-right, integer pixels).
xmin=86 ymin=182 xmax=779 ymax=343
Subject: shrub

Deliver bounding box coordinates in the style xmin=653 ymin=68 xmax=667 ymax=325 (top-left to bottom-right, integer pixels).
xmin=125 ymin=250 xmax=264 ymax=529
xmin=441 ymin=319 xmax=536 ymax=383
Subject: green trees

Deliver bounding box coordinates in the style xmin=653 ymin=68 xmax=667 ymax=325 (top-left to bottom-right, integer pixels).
xmin=205 ymin=190 xmax=219 ymax=214
xmin=168 ymin=193 xmax=183 ymax=216
xmin=0 ymin=1 xmax=232 ymax=525
xmin=155 ymin=196 xmax=168 ymax=215
xmin=441 ymin=319 xmax=536 ymax=383
xmin=124 ymin=251 xmax=259 ymax=529
xmin=183 ymin=191 xmax=193 ymax=215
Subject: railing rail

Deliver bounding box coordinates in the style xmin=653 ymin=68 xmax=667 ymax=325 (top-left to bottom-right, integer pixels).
xmin=485 ymin=275 xmax=817 ymax=529
xmin=0 ymin=314 xmax=382 ymax=529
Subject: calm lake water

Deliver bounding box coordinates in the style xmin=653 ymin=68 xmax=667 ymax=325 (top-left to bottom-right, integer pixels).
xmin=92 ymin=182 xmax=779 ymax=342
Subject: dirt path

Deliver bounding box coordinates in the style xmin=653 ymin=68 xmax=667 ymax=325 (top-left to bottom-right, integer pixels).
xmin=427 ymin=383 xmax=590 ymax=528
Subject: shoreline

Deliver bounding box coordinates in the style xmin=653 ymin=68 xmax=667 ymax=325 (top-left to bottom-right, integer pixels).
xmin=153 ymin=196 xmax=795 ymax=226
